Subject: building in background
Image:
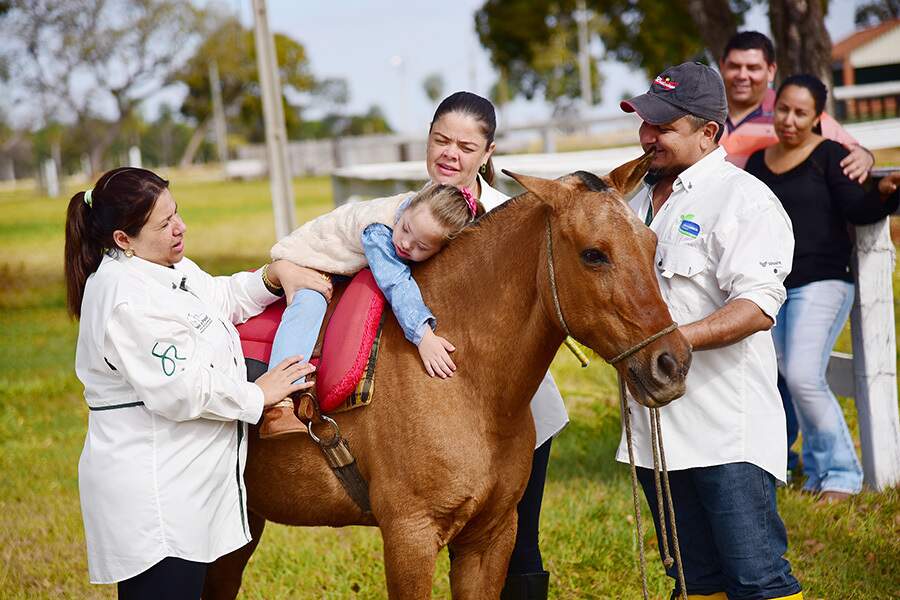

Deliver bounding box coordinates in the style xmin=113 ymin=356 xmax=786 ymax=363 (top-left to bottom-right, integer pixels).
xmin=832 ymin=19 xmax=900 ymax=122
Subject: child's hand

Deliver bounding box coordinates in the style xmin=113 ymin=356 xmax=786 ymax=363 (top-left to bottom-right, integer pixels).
xmin=418 ymin=328 xmax=456 ymax=378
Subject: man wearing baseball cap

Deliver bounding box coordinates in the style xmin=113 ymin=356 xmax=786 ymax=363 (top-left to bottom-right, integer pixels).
xmin=616 ymin=62 xmax=803 ymax=600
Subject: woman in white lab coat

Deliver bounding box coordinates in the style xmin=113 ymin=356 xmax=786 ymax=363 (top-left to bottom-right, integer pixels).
xmin=64 ymin=167 xmax=331 ymax=599
xmin=426 ymin=92 xmax=569 ymax=599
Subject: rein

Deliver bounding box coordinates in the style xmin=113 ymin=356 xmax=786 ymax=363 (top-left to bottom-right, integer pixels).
xmin=544 ymin=217 xmax=687 ymax=599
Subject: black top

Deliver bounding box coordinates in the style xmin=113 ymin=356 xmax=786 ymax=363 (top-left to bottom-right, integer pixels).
xmin=746 ymin=139 xmax=899 ymax=289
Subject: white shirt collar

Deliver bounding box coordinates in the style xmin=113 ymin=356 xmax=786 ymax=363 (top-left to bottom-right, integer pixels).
xmin=107 ymin=251 xmax=186 ymax=290
xmin=673 ymin=146 xmax=727 ymax=193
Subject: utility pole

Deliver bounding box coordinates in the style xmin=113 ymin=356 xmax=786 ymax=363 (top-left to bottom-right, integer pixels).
xmin=208 ymin=60 xmax=230 ymax=175
xmin=251 ymin=0 xmax=296 ymax=239
xmin=576 ymin=0 xmax=593 ymax=107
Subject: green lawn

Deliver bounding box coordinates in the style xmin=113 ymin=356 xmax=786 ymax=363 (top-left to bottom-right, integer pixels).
xmin=0 ymin=176 xmax=897 ymax=599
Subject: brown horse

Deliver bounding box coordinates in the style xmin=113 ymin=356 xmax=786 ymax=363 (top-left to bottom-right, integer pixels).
xmin=203 ymin=152 xmax=691 ymax=599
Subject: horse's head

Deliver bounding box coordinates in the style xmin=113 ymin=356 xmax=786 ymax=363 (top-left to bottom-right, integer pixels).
xmin=503 ymin=152 xmax=690 ymax=408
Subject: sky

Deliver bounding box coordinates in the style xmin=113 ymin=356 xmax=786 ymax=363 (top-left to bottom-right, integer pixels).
xmin=168 ymin=0 xmax=865 ymax=134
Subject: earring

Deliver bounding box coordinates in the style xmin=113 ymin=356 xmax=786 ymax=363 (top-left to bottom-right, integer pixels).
xmin=124 ymin=248 xmax=134 ymax=258
xmin=479 ymin=164 xmax=487 ymax=174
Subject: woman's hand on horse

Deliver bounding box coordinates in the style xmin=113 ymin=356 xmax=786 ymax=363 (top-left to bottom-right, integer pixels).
xmin=267 ymin=260 xmax=333 ymax=304
xmin=417 ymin=329 xmax=457 ymax=378
xmin=878 ymin=171 xmax=900 ymax=198
xmin=255 ymin=356 xmax=316 ymax=407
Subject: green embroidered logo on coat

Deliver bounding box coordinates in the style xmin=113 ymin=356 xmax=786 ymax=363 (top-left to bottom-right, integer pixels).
xmin=152 ymin=342 xmax=186 ymax=376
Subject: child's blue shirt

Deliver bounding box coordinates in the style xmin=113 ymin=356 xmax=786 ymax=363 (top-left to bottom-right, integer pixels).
xmin=360 ymin=198 xmax=435 ymax=345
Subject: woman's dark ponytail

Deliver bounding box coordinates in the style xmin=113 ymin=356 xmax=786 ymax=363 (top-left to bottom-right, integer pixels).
xmin=64 ymin=192 xmax=105 ymax=317
xmin=63 ymin=167 xmax=169 ymax=318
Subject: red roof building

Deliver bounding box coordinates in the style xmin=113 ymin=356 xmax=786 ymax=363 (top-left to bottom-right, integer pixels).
xmin=831 ymin=19 xmax=900 ymax=121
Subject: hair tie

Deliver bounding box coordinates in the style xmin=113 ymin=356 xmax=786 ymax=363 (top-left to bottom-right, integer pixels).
xmin=83 ymin=189 xmax=94 ymax=208
xmin=460 ymin=187 xmax=477 ymax=218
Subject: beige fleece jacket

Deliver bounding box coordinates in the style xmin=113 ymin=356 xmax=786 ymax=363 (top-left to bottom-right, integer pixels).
xmin=269 ymin=192 xmax=411 ymax=275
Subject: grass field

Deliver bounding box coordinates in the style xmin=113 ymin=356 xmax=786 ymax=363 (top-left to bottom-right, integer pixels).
xmin=1 ymin=175 xmax=898 ymax=599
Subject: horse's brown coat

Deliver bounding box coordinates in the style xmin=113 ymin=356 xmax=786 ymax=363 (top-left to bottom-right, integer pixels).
xmin=203 ymin=153 xmax=691 ymax=600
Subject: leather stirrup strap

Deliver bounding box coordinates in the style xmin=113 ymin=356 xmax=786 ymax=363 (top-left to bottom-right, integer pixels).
xmin=303 ymin=393 xmax=372 ymax=515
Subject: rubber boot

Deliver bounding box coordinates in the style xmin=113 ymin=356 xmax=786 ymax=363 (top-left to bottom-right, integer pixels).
xmin=684 ymin=594 xmax=727 ymax=600
xmin=769 ymin=594 xmax=803 ymax=600
xmin=258 ymin=398 xmax=306 ymax=439
xmin=499 ymin=571 xmax=549 ymax=600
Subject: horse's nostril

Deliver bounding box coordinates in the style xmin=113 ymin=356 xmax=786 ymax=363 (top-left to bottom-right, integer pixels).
xmin=656 ymin=352 xmax=678 ymax=380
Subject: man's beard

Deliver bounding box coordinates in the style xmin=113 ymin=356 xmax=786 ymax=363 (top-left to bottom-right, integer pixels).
xmin=645 ymin=168 xmax=667 ymax=185
xmin=645 ymin=165 xmax=684 ymax=185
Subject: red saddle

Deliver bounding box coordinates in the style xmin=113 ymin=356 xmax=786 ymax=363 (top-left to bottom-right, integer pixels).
xmin=236 ymin=269 xmax=385 ymax=413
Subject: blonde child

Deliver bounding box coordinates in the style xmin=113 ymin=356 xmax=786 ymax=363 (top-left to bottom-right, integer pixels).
xmin=261 ymin=183 xmax=484 ymax=437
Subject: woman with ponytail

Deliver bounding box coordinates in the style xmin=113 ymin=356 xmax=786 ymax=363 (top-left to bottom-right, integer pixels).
xmin=425 ymin=92 xmax=568 ymax=599
xmin=65 ymin=167 xmax=330 ymax=598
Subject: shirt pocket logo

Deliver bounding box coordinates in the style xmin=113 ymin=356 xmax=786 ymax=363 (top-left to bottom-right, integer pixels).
xmin=678 ymin=214 xmax=701 ymax=239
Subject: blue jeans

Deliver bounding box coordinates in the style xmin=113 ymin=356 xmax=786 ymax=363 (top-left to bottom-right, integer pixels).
xmin=637 ymin=463 xmax=801 ymax=600
xmin=778 ymin=373 xmax=799 ymax=474
xmin=268 ymin=289 xmax=328 ymax=382
xmin=772 ymin=280 xmax=862 ymax=494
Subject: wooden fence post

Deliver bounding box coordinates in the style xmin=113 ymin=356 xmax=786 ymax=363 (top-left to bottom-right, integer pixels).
xmin=850 ymin=218 xmax=900 ymax=490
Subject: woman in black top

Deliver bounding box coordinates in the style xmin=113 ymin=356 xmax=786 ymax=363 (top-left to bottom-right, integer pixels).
xmin=746 ymin=74 xmax=899 ymax=501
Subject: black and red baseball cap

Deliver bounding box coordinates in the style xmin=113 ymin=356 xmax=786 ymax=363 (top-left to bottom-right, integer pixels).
xmin=621 ymin=62 xmax=727 ymax=126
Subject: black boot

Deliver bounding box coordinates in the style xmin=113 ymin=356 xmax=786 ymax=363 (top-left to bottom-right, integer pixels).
xmin=499 ymin=571 xmax=549 ymax=600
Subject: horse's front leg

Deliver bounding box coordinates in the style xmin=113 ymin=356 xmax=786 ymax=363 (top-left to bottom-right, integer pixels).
xmin=380 ymin=514 xmax=443 ymax=600
xmin=448 ymin=508 xmax=518 ymax=600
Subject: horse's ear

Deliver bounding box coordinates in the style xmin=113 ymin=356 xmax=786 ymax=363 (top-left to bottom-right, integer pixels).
xmin=606 ymin=150 xmax=655 ymax=196
xmin=502 ymin=170 xmax=568 ymax=207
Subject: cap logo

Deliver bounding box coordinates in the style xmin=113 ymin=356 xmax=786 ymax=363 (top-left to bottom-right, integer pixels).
xmin=654 ymin=75 xmax=679 ymax=90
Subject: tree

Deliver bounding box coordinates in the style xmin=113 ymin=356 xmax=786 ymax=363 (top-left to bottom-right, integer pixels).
xmin=475 ymin=0 xmax=708 ymax=104
xmin=172 ymin=16 xmax=315 ymax=162
xmin=474 ymin=0 xmax=603 ymax=106
xmin=854 ymin=0 xmax=900 ymax=26
xmin=476 ymin=0 xmax=836 ymax=108
xmin=422 ymin=73 xmax=445 ymax=104
xmin=0 ymin=0 xmax=202 ymax=174
xmin=685 ymin=0 xmax=750 ymax=62
xmin=769 ymin=0 xmax=833 ymax=90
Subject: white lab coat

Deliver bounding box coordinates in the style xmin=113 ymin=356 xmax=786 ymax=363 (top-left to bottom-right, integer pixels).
xmin=75 ymin=252 xmax=279 ymax=583
xmin=478 ymin=174 xmax=570 ymax=448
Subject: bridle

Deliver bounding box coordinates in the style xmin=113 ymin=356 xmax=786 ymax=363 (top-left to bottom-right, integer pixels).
xmin=543 ymin=218 xmax=677 ymax=365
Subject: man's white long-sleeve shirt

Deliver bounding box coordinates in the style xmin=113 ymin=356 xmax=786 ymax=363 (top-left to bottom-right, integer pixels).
xmin=615 ymin=147 xmax=795 ymax=481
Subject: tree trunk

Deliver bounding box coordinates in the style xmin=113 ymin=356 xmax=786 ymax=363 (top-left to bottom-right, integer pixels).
xmin=89 ymin=119 xmax=125 ymax=177
xmin=769 ymin=0 xmax=834 ymax=110
xmin=179 ymin=118 xmax=210 ymax=167
xmin=686 ymin=0 xmax=740 ymax=63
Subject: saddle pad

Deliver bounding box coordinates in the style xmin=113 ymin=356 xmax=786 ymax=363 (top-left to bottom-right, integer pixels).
xmin=235 ymin=269 xmax=386 ymax=413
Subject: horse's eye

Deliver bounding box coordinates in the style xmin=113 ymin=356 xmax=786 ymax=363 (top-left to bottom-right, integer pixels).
xmin=581 ymin=248 xmax=609 ymax=266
